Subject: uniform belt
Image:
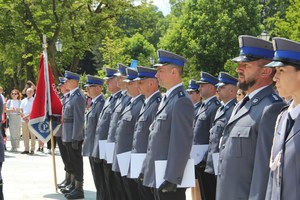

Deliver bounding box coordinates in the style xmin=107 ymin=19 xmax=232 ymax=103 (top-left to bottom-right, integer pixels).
xmin=63 ymin=119 xmax=73 ymax=123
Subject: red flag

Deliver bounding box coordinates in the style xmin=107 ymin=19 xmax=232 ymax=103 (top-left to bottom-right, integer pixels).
xmin=29 ymin=53 xmax=62 ymax=143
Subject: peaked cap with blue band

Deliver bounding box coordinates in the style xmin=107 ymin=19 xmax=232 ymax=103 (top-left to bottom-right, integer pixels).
xmin=232 ymin=35 xmax=274 ymax=62
xmin=124 ymin=68 xmax=138 ymax=82
xmin=154 ymin=49 xmax=187 ymax=68
xmin=58 ymin=77 xmax=66 ymax=85
xmin=84 ymin=75 xmax=104 ymax=86
xmin=115 ymin=63 xmax=128 ymax=76
xmin=265 ymin=37 xmax=300 ymax=68
xmin=196 ymin=72 xmax=219 ymax=85
xmin=216 ymin=72 xmax=238 ymax=87
xmin=103 ymin=68 xmax=118 ymax=80
xmin=135 ymin=66 xmax=157 ymax=80
xmin=186 ymin=79 xmax=199 ymax=92
xmin=65 ymin=71 xmax=80 ymax=81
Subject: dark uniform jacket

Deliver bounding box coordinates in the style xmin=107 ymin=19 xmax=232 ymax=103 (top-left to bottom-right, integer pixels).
xmin=216 ymin=85 xmax=285 ymax=200
xmin=62 ymin=88 xmax=85 ymax=142
xmin=91 ymin=90 xmax=122 ymax=159
xmin=82 ymin=95 xmax=105 ymax=157
xmin=141 ymin=85 xmax=194 ymax=188
xmin=205 ymin=98 xmax=237 ymax=174
xmin=112 ymin=94 xmax=144 ymax=172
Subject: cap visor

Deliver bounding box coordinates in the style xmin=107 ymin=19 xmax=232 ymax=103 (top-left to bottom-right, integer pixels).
xmin=264 ymin=61 xmax=285 ymax=67
xmin=196 ymin=80 xmax=208 ymax=84
xmin=216 ymin=82 xmax=226 ymax=87
xmin=232 ymin=55 xmax=259 ymax=63
xmin=186 ymin=88 xmax=197 ymax=92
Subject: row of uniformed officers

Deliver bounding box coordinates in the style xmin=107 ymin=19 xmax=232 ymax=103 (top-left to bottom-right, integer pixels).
xmin=57 ymin=35 xmax=300 ymax=200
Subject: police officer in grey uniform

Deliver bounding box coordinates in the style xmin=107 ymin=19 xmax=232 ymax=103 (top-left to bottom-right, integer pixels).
xmin=186 ymin=79 xmax=202 ymax=114
xmin=112 ymin=68 xmax=145 ymax=200
xmin=141 ymin=50 xmax=194 ymax=200
xmin=105 ymin=64 xmax=131 ymax=200
xmin=132 ymin=66 xmax=161 ymax=200
xmin=216 ymin=35 xmax=286 ymax=200
xmin=82 ymin=75 xmax=105 ymax=200
xmin=205 ymin=72 xmax=237 ymax=177
xmin=193 ymin=71 xmax=220 ymax=200
xmin=56 ymin=77 xmax=72 ymax=190
xmin=61 ymin=71 xmax=86 ymax=199
xmin=264 ymin=38 xmax=300 ymax=200
xmin=93 ymin=67 xmax=122 ymax=200
xmin=0 ymin=91 xmax=4 ymax=199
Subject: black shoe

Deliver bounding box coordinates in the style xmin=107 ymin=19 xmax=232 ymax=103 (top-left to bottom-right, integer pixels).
xmin=65 ymin=188 xmax=84 ymax=199
xmin=21 ymin=151 xmax=29 ymax=154
xmin=60 ymin=184 xmax=75 ymax=194
xmin=30 ymin=151 xmax=34 ymax=155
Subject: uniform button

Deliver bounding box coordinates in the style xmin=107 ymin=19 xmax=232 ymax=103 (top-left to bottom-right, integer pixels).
xmin=237 ymin=131 xmax=241 ymax=136
xmin=147 ymin=148 xmax=150 ymax=151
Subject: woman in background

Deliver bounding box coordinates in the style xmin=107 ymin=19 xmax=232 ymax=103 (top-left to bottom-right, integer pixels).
xmin=5 ymin=89 xmax=22 ymax=152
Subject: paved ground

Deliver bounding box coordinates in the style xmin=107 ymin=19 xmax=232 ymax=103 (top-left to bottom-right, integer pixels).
xmin=3 ymin=132 xmax=193 ymax=199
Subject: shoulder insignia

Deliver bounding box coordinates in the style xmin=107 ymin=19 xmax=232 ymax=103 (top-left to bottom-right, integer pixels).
xmin=269 ymin=93 xmax=282 ymax=103
xmin=178 ymin=91 xmax=185 ymax=98
xmin=215 ymin=100 xmax=221 ymax=106
xmin=252 ymin=98 xmax=259 ymax=105
xmin=157 ymin=97 xmax=162 ymax=103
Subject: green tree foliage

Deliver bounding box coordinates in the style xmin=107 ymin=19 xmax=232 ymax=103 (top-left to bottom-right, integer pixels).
xmin=160 ymin=0 xmax=262 ymax=83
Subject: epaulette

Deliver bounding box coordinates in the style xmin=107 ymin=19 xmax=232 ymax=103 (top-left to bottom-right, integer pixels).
xmin=156 ymin=97 xmax=162 ymax=103
xmin=178 ymin=91 xmax=185 ymax=98
xmin=268 ymin=93 xmax=283 ymax=103
xmin=215 ymin=100 xmax=221 ymax=106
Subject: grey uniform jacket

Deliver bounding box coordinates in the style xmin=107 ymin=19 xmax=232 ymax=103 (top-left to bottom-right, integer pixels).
xmin=106 ymin=92 xmax=131 ymax=143
xmin=205 ymin=98 xmax=237 ymax=174
xmin=112 ymin=95 xmax=144 ymax=172
xmin=265 ymin=108 xmax=300 ymax=200
xmin=216 ymin=85 xmax=285 ymax=200
xmin=82 ymin=95 xmax=105 ymax=157
xmin=141 ymin=85 xmax=194 ymax=188
xmin=131 ymin=92 xmax=161 ymax=153
xmin=62 ymin=88 xmax=86 ymax=142
xmin=91 ymin=91 xmax=122 ymax=159
xmin=193 ymin=96 xmax=221 ymax=145
xmin=55 ymin=95 xmax=68 ymax=137
xmin=194 ymin=101 xmax=202 ymax=115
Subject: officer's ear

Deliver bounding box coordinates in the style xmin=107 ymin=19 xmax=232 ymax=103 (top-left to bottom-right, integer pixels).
xmin=261 ymin=67 xmax=273 ymax=77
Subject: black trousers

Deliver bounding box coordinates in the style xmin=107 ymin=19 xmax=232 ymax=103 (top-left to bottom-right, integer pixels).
xmin=137 ymin=181 xmax=154 ymax=200
xmin=47 ymin=137 xmax=57 ymax=150
xmin=56 ymin=137 xmax=72 ymax=173
xmin=195 ymin=162 xmax=216 ymax=200
xmin=102 ymin=161 xmax=115 ymax=200
xmin=112 ymin=171 xmax=127 ymax=200
xmin=65 ymin=141 xmax=83 ymax=181
xmin=89 ymin=158 xmax=107 ymax=200
xmin=154 ymin=188 xmax=186 ymax=200
xmin=122 ymin=176 xmax=140 ymax=200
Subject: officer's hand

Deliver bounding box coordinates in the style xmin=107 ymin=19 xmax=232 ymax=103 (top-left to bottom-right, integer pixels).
xmin=71 ymin=140 xmax=79 ymax=150
xmin=94 ymin=158 xmax=101 ymax=163
xmin=158 ymin=180 xmax=177 ymax=193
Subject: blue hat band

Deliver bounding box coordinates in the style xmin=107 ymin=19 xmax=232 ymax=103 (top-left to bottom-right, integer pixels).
xmin=240 ymin=46 xmax=274 ymax=59
xmin=86 ymin=80 xmax=103 ymax=85
xmin=274 ymin=50 xmax=300 ymax=63
xmin=219 ymin=77 xmax=237 ymax=85
xmin=159 ymin=56 xmax=185 ymax=67
xmin=127 ymin=74 xmax=138 ymax=80
xmin=138 ymin=71 xmax=156 ymax=78
xmin=201 ymin=77 xmax=218 ymax=85
xmin=188 ymin=83 xmax=199 ymax=90
xmin=66 ymin=74 xmax=80 ymax=80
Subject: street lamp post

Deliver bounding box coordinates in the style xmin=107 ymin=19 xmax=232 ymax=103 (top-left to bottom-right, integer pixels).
xmin=55 ymin=39 xmax=62 ymax=52
xmin=258 ymin=0 xmax=270 ymax=41
xmin=149 ymin=56 xmax=154 ymax=65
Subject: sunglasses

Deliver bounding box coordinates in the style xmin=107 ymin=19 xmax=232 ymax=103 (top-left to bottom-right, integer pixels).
xmin=11 ymin=93 xmax=18 ymax=95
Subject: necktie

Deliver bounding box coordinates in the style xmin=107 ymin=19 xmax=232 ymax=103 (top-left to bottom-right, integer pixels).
xmin=236 ymin=96 xmax=249 ymax=113
xmin=285 ymin=113 xmax=294 ymax=140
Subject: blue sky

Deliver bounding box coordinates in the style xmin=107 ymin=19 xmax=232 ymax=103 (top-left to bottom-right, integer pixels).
xmin=134 ymin=0 xmax=171 ymax=16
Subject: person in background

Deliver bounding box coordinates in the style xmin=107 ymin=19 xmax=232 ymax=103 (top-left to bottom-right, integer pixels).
xmin=0 ymin=94 xmax=4 ymax=199
xmin=5 ymin=89 xmax=22 ymax=152
xmin=186 ymin=79 xmax=202 ymax=113
xmin=82 ymin=75 xmax=105 ymax=200
xmin=22 ymin=80 xmax=36 ymax=97
xmin=265 ymin=37 xmax=300 ymax=200
xmin=56 ymin=77 xmax=72 ymax=190
xmin=236 ymin=88 xmax=246 ymax=102
xmin=20 ymin=88 xmax=35 ymax=154
xmin=61 ymin=71 xmax=85 ymax=199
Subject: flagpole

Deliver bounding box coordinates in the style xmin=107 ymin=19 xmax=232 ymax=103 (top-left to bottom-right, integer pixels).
xmin=43 ymin=35 xmax=58 ymax=192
